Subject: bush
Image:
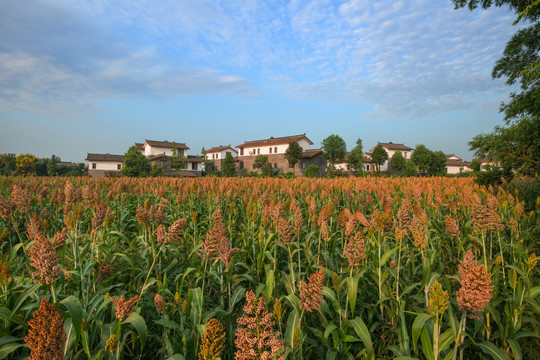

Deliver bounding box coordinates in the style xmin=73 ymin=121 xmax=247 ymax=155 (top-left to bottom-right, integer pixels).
xmin=304 ymin=164 xmax=320 ymax=178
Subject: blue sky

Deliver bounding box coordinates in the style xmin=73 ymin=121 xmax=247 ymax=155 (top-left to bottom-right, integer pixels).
xmin=0 ymin=0 xmax=519 ymax=162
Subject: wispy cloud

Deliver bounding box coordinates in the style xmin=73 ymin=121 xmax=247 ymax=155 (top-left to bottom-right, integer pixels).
xmin=0 ymin=0 xmax=518 ymax=119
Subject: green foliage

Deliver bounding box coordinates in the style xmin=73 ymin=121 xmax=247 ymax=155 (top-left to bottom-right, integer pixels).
xmin=0 ymin=154 xmax=16 ymax=175
xmin=47 ymin=155 xmax=60 ymax=176
xmin=430 ymin=151 xmax=448 ymax=176
xmin=405 ymin=159 xmax=418 ymax=176
xmin=304 ymin=164 xmax=320 ymax=177
xmin=15 ymin=153 xmax=37 ymax=175
xmin=371 ymin=145 xmax=389 ymax=172
xmin=285 ymin=142 xmax=304 ymax=170
xmin=170 ymin=144 xmax=187 ymax=170
xmin=121 ymin=145 xmax=151 ymax=177
xmin=411 ymin=144 xmax=432 ymax=174
xmin=322 ymin=134 xmax=347 ymax=165
xmin=221 ymin=152 xmax=237 ymax=177
xmin=347 ymin=138 xmax=364 ymax=174
xmin=253 ymin=154 xmax=273 ymax=176
xmin=469 ymin=158 xmax=481 ymax=172
xmin=150 ymin=164 xmax=164 ymax=177
xmin=390 ymin=151 xmax=406 ymax=174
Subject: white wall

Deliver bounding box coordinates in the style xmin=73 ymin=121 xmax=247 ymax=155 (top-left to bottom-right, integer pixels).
xmin=145 ymin=145 xmax=186 ymax=157
xmin=208 ymin=149 xmax=237 ymax=160
xmin=88 ymin=161 xmax=122 ymax=171
xmin=240 ymin=139 xmax=311 ymax=156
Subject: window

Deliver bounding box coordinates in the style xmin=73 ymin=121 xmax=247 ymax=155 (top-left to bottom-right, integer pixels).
xmin=240 ymin=148 xmax=244 ymax=156
xmin=274 ymin=147 xmax=277 ymax=153
xmin=274 ymin=163 xmax=277 ymax=169
xmin=366 ymin=165 xmax=370 ymax=171
xmin=192 ymin=162 xmax=198 ymax=170
xmin=117 ymin=164 xmax=121 ymax=170
xmin=269 ymin=147 xmax=272 ymax=154
xmin=92 ymin=163 xmax=96 ymax=169
xmin=239 ymin=161 xmax=244 ymax=169
xmin=257 ymin=148 xmax=260 ymax=155
xmin=179 ymin=150 xmax=184 ymax=156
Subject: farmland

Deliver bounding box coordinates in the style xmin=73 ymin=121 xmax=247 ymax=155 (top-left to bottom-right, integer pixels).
xmin=0 ymin=176 xmax=538 ymax=359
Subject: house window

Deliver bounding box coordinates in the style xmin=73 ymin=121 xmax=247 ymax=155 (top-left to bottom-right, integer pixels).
xmin=274 ymin=147 xmax=277 ymax=153
xmin=257 ymin=148 xmax=260 ymax=155
xmin=239 ymin=161 xmax=244 ymax=169
xmin=366 ymin=165 xmax=370 ymax=171
xmin=192 ymin=162 xmax=198 ymax=170
xmin=240 ymin=148 xmax=244 ymax=156
xmin=273 ymin=163 xmax=277 ymax=169
xmin=117 ymin=164 xmax=121 ymax=170
xmin=269 ymin=147 xmax=272 ymax=154
xmin=92 ymin=163 xmax=96 ymax=169
xmin=179 ymin=150 xmax=184 ymax=156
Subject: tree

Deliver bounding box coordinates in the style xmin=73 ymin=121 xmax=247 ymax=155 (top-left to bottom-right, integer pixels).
xmin=121 ymin=146 xmax=150 ymax=177
xmin=222 ymin=152 xmax=237 ymax=177
xmin=405 ymin=159 xmax=418 ymax=177
xmin=469 ymin=158 xmax=481 ymax=172
xmin=16 ymin=154 xmax=37 ymax=175
xmin=348 ymin=138 xmax=364 ymax=174
xmin=253 ymin=155 xmax=272 ymax=176
xmin=0 ymin=154 xmax=16 ymax=175
xmin=453 ymin=0 xmax=540 ymax=176
xmin=150 ymin=164 xmax=164 ymax=177
xmin=411 ymin=144 xmax=432 ymax=174
xmin=371 ymin=145 xmax=389 ymax=172
xmin=47 ymin=155 xmax=60 ymax=176
xmin=390 ymin=151 xmax=406 ymax=174
xmin=304 ymin=164 xmax=320 ymax=178
xmin=170 ymin=143 xmax=186 ymax=170
xmin=285 ymin=142 xmax=304 ymax=173
xmin=430 ymin=151 xmax=448 ymax=176
xmin=321 ymin=134 xmax=347 ymax=165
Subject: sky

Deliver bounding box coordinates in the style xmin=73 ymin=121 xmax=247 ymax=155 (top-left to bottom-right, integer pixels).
xmin=0 ymin=0 xmax=520 ymax=162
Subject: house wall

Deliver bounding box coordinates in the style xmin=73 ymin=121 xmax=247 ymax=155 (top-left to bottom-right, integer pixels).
xmin=208 ymin=149 xmax=237 ymax=160
xmin=145 ymin=146 xmax=185 ymax=157
xmin=87 ymin=160 xmax=122 ymax=171
xmin=238 ymin=151 xmax=323 ymax=176
xmin=239 ymin=139 xmax=311 ymax=157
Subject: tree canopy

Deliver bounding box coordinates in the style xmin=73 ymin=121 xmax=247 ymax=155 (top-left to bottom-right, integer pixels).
xmin=221 ymin=152 xmax=237 ymax=177
xmin=371 ymin=145 xmax=389 ymax=172
xmin=390 ymin=151 xmax=406 ymax=174
xmin=285 ymin=142 xmax=304 ymax=171
xmin=454 ymin=0 xmax=540 ymax=176
xmin=121 ymin=146 xmax=151 ymax=177
xmin=253 ymin=155 xmax=273 ymax=176
xmin=347 ymin=138 xmax=364 ymax=173
xmin=322 ymin=134 xmax=346 ymax=165
xmin=411 ymin=144 xmax=432 ymax=174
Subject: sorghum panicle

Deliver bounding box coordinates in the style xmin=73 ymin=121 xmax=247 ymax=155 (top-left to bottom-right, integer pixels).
xmin=300 ymin=269 xmax=325 ymax=313
xmin=25 ymin=299 xmax=66 ymax=360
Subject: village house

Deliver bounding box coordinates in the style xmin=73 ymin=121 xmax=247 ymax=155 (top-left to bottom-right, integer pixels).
xmin=205 ymin=145 xmax=238 ymax=172
xmin=86 ymin=153 xmax=124 ymax=177
xmin=369 ymin=142 xmax=414 ymax=171
xmin=236 ymin=134 xmax=325 ymax=176
xmin=446 ymin=154 xmax=471 ymax=175
xmin=334 ymin=152 xmax=376 ymax=173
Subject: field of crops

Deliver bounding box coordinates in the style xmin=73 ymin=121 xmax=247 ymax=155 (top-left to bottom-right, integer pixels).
xmin=0 ymin=176 xmax=538 ymax=359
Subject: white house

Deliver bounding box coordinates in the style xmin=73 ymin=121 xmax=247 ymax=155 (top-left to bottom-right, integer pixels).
xmin=206 ymin=145 xmax=238 ymax=171
xmin=142 ymin=140 xmax=189 ymax=157
xmin=446 ymin=154 xmax=471 ymax=175
xmin=86 ymin=153 xmax=124 ymax=177
xmin=369 ymin=142 xmax=414 ymax=171
xmin=236 ymin=134 xmax=313 ymax=157
xmin=334 ymin=152 xmax=374 ymax=173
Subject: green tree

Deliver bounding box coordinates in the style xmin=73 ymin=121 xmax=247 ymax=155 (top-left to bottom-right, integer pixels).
xmin=405 ymin=159 xmax=418 ymax=177
xmin=121 ymin=146 xmax=150 ymax=177
xmin=469 ymin=158 xmax=481 ymax=172
xmin=304 ymin=164 xmax=320 ymax=178
xmin=430 ymin=151 xmax=448 ymax=176
xmin=371 ymin=145 xmax=389 ymax=172
xmin=453 ymin=0 xmax=540 ymax=175
xmin=390 ymin=151 xmax=406 ymax=174
xmin=47 ymin=155 xmax=60 ymax=176
xmin=347 ymin=138 xmax=364 ymax=174
xmin=0 ymin=154 xmax=16 ymax=175
xmin=222 ymin=152 xmax=237 ymax=177
xmin=322 ymin=134 xmax=347 ymax=166
xmin=170 ymin=143 xmax=186 ymax=170
xmin=253 ymin=154 xmax=272 ymax=176
xmin=285 ymin=142 xmax=304 ymax=173
xmin=15 ymin=154 xmax=37 ymax=175
xmin=411 ymin=144 xmax=432 ymax=174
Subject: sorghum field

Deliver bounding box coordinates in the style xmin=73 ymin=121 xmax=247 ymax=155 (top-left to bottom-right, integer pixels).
xmin=0 ymin=176 xmax=538 ymax=360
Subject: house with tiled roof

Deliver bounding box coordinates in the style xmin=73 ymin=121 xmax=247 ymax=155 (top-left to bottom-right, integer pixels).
xmin=86 ymin=153 xmax=124 ymax=177
xmin=206 ymin=145 xmax=238 ymax=172
xmin=446 ymin=154 xmax=471 ymax=174
xmin=369 ymin=142 xmax=414 ymax=171
xmin=236 ymin=134 xmax=325 ymax=176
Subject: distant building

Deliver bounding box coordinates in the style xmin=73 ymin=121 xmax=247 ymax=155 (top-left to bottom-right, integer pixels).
xmin=369 ymin=142 xmax=414 ymax=171
xmin=206 ymin=145 xmax=238 ymax=172
xmin=86 ymin=153 xmax=124 ymax=177
xmin=446 ymin=154 xmax=471 ymax=175
xmin=236 ymin=134 xmax=325 ymax=176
